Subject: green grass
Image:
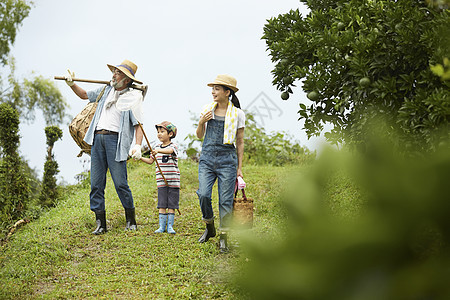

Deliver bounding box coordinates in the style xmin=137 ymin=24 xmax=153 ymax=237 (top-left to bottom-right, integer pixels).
xmin=0 ymin=159 xmax=323 ymax=299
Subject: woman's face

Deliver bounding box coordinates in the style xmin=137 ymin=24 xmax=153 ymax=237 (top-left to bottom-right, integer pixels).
xmin=211 ymin=85 xmax=230 ymax=102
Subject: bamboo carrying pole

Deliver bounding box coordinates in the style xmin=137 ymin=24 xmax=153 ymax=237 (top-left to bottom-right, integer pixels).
xmin=54 ymin=76 xmax=148 ymax=95
xmin=55 ymin=75 xmax=167 ymax=185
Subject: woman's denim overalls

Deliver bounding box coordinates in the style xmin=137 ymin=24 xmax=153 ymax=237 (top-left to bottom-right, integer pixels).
xmin=196 ymin=117 xmax=237 ymax=230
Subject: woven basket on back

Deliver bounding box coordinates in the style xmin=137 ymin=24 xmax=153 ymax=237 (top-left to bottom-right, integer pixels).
xmin=69 ymin=86 xmax=106 ymax=157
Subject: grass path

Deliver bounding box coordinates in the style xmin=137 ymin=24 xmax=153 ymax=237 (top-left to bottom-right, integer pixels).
xmin=0 ymin=159 xmax=296 ymax=299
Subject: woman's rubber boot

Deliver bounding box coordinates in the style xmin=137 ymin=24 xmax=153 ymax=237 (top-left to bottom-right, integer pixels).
xmin=198 ymin=221 xmax=216 ymax=243
xmin=155 ymin=213 xmax=167 ymax=233
xmin=92 ymin=211 xmax=107 ymax=235
xmin=219 ymin=232 xmax=229 ymax=253
xmin=125 ymin=208 xmax=137 ymax=231
xmin=167 ymin=213 xmax=176 ymax=234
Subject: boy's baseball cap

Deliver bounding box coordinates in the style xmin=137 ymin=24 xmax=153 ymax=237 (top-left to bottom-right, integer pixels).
xmin=155 ymin=121 xmax=177 ymax=138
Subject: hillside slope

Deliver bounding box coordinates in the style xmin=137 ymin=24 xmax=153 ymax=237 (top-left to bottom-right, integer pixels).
xmin=0 ymin=159 xmax=299 ymax=298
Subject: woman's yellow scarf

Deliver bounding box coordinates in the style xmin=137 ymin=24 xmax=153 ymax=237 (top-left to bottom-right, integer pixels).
xmin=200 ymin=101 xmax=239 ymax=144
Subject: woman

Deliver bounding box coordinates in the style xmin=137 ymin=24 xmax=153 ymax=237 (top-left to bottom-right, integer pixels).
xmin=196 ymin=74 xmax=245 ymax=253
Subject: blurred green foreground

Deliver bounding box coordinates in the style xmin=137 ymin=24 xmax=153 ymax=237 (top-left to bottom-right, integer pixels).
xmin=236 ymin=133 xmax=450 ymax=300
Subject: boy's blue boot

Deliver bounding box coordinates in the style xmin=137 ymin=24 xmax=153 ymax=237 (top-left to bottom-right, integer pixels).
xmin=155 ymin=213 xmax=167 ymax=233
xmin=167 ymin=213 xmax=176 ymax=234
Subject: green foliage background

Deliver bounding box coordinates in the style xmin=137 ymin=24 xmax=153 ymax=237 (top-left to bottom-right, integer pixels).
xmin=184 ymin=112 xmax=315 ymax=166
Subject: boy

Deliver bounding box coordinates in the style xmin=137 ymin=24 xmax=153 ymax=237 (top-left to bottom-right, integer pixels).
xmin=140 ymin=121 xmax=180 ymax=234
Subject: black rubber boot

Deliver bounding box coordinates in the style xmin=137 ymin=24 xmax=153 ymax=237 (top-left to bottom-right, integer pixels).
xmin=125 ymin=208 xmax=137 ymax=231
xmin=92 ymin=211 xmax=107 ymax=235
xmin=219 ymin=232 xmax=229 ymax=253
xmin=198 ymin=221 xmax=216 ymax=243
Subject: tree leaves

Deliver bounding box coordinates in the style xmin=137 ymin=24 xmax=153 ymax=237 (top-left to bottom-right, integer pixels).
xmin=0 ymin=58 xmax=70 ymax=126
xmin=0 ymin=0 xmax=31 ymax=66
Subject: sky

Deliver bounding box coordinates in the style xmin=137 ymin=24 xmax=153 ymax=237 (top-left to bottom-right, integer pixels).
xmin=10 ymin=0 xmax=327 ymax=184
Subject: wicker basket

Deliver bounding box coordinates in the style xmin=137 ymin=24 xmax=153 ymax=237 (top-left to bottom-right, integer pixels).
xmin=69 ymin=101 xmax=97 ymax=157
xmin=68 ymin=86 xmax=106 ymax=157
xmin=233 ymin=189 xmax=253 ymax=228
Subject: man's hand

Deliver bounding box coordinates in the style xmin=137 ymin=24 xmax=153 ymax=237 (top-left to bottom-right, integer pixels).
xmin=129 ymin=144 xmax=142 ymax=160
xmin=65 ymin=69 xmax=75 ymax=87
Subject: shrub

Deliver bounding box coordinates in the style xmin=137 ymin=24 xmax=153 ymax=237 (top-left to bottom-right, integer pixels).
xmin=39 ymin=126 xmax=62 ymax=207
xmin=0 ymin=103 xmax=30 ymax=233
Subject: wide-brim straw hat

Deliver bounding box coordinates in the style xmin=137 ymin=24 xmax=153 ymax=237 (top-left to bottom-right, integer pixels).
xmin=107 ymin=59 xmax=143 ymax=84
xmin=207 ymin=74 xmax=239 ymax=93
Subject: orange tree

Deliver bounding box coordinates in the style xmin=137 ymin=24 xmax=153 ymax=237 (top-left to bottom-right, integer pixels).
xmin=263 ymin=0 xmax=449 ymax=150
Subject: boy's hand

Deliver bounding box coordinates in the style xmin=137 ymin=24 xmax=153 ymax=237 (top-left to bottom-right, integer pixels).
xmin=151 ymin=149 xmax=159 ymax=156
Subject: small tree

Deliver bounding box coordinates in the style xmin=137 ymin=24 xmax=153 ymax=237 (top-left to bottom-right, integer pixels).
xmin=0 ymin=103 xmax=30 ymax=226
xmin=39 ymin=126 xmax=62 ymax=207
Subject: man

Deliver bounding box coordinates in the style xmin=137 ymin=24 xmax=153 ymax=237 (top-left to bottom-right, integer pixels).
xmin=65 ymin=59 xmax=144 ymax=234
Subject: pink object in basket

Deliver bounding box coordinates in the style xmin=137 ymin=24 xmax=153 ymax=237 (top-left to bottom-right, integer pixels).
xmin=235 ymin=176 xmax=246 ymax=192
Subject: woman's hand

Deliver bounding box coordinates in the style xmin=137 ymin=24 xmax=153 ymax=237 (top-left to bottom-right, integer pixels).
xmin=199 ymin=111 xmax=213 ymax=125
xmin=197 ymin=110 xmax=213 ymax=139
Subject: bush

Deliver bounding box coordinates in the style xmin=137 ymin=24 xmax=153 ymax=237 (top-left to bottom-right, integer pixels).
xmin=243 ymin=114 xmax=315 ymax=166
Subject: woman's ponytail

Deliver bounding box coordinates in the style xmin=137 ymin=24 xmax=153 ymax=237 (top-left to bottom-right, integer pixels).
xmin=222 ymin=86 xmax=241 ymax=108
xmin=229 ymin=90 xmax=241 ymax=109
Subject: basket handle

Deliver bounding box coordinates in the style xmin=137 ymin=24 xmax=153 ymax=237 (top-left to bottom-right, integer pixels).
xmin=234 ymin=188 xmax=247 ymax=200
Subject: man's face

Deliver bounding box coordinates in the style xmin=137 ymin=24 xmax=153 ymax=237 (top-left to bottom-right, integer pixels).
xmin=111 ymin=68 xmax=130 ymax=90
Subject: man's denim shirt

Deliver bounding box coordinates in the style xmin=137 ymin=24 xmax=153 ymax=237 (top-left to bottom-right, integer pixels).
xmin=84 ymin=85 xmax=139 ymax=162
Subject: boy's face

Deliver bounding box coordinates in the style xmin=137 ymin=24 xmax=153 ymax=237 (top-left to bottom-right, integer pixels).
xmin=156 ymin=127 xmax=172 ymax=143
